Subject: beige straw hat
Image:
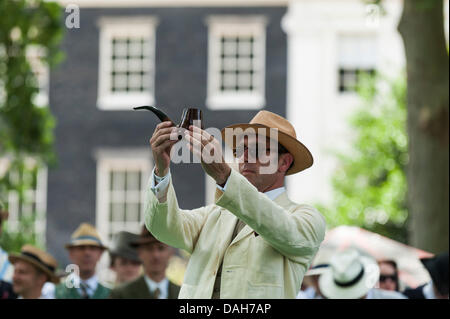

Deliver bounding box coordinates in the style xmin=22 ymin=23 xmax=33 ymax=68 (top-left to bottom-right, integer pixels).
xmin=9 ymin=245 xmax=60 ymax=284
xmin=65 ymin=223 xmax=107 ymax=249
xmin=221 ymin=110 xmax=313 ymax=175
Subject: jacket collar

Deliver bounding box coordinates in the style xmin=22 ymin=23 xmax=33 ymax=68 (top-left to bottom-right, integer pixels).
xmin=229 ymin=189 xmax=290 ymax=246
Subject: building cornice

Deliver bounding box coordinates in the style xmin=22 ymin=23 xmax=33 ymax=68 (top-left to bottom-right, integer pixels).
xmin=53 ymin=0 xmax=287 ymax=8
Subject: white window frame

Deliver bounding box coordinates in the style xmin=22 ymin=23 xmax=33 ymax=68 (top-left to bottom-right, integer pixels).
xmin=206 ymin=16 xmax=267 ymax=110
xmin=337 ymin=33 xmax=378 ymax=95
xmin=95 ymin=148 xmax=152 ymax=244
xmin=0 ymin=157 xmax=48 ymax=246
xmin=97 ymin=16 xmax=158 ymax=110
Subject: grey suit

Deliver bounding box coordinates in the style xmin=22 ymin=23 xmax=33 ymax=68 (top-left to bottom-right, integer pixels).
xmin=109 ymin=275 xmax=180 ymax=299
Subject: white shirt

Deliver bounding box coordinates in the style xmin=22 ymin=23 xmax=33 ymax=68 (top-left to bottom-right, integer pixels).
xmin=0 ymin=247 xmax=13 ymax=282
xmin=296 ymin=286 xmax=323 ymax=299
xmin=150 ymin=168 xmax=286 ymax=201
xmin=40 ymin=282 xmax=56 ymax=299
xmin=144 ymin=276 xmax=169 ymax=299
xmin=366 ymin=288 xmax=408 ymax=299
xmin=422 ymin=281 xmax=437 ymax=299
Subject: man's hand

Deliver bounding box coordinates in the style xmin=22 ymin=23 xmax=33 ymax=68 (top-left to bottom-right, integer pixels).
xmin=149 ymin=121 xmax=178 ymax=177
xmin=184 ymin=126 xmax=231 ymax=186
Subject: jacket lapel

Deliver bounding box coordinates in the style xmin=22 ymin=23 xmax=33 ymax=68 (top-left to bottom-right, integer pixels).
xmin=229 ymin=190 xmax=291 ymax=246
xmin=139 ymin=276 xmax=153 ymax=299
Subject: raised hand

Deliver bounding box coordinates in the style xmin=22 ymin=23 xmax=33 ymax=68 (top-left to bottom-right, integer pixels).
xmin=149 ymin=121 xmax=179 ymax=177
xmin=184 ymin=125 xmax=231 ymax=186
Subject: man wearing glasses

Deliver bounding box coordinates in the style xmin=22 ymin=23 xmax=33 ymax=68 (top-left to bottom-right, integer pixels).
xmin=145 ymin=110 xmax=326 ymax=299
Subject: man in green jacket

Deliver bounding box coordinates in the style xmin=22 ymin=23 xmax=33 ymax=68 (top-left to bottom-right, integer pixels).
xmin=146 ymin=110 xmax=326 ymax=298
xmin=55 ymin=223 xmax=110 ymax=299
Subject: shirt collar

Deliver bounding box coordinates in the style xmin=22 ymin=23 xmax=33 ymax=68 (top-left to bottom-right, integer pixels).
xmin=70 ymin=274 xmax=99 ymax=292
xmin=144 ymin=275 xmax=169 ymax=299
xmin=264 ymin=187 xmax=286 ymax=201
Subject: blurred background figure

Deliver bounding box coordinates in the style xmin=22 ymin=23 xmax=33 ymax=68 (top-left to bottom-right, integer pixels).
xmin=403 ymin=252 xmax=449 ymax=299
xmin=318 ymin=248 xmax=407 ymax=299
xmin=297 ymin=264 xmax=329 ymax=299
xmin=1 ymin=201 xmax=15 ymax=299
xmin=55 ymin=223 xmax=110 ymax=299
xmin=377 ymin=259 xmax=400 ymax=292
xmin=9 ymin=245 xmax=59 ymax=299
xmin=109 ymin=231 xmax=142 ymax=286
xmin=109 ymin=225 xmax=180 ymax=299
xmin=0 ymin=202 xmax=13 ymax=283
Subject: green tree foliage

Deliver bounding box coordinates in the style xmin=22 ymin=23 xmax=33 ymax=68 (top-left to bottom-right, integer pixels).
xmin=0 ymin=0 xmax=63 ymax=161
xmin=0 ymin=0 xmax=63 ymax=248
xmin=318 ymin=74 xmax=409 ymax=243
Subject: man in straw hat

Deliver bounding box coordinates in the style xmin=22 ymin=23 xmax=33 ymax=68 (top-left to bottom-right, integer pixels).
xmin=109 ymin=225 xmax=180 ymax=299
xmin=55 ymin=223 xmax=110 ymax=299
xmin=109 ymin=231 xmax=142 ymax=286
xmin=9 ymin=245 xmax=59 ymax=299
xmin=146 ymin=110 xmax=326 ymax=298
xmin=318 ymin=248 xmax=407 ymax=299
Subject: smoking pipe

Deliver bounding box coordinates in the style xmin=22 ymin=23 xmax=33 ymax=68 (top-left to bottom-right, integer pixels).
xmin=134 ymin=106 xmax=204 ymax=139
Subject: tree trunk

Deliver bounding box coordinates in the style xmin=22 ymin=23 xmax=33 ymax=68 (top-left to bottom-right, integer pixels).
xmin=398 ymin=0 xmax=449 ymax=254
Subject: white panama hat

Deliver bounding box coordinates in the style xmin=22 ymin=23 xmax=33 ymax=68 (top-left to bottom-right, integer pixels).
xmin=319 ymin=248 xmax=380 ymax=299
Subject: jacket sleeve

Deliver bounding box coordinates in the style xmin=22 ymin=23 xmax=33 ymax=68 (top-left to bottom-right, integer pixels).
xmin=144 ymin=177 xmax=210 ymax=253
xmin=215 ymin=169 xmax=326 ymax=258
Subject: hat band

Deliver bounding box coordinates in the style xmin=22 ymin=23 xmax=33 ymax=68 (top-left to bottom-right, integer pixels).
xmin=71 ymin=235 xmax=103 ymax=246
xmin=334 ymin=267 xmax=365 ymax=287
xmin=22 ymin=251 xmax=56 ymax=273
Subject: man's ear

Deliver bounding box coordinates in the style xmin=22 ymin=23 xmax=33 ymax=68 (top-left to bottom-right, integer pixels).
xmin=278 ymin=153 xmax=294 ymax=174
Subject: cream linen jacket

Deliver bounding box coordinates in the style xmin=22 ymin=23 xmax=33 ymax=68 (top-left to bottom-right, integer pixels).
xmin=145 ymin=169 xmax=326 ymax=299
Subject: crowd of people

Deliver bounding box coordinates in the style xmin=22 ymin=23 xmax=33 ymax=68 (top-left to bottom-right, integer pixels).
xmin=0 ymin=110 xmax=448 ymax=299
xmin=1 ymin=201 xmax=448 ymax=300
xmin=0 ymin=208 xmax=180 ymax=299
xmin=297 ymin=248 xmax=448 ymax=299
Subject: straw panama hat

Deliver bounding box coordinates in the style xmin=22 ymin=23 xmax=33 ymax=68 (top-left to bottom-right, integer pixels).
xmin=9 ymin=245 xmax=60 ymax=284
xmin=318 ymin=249 xmax=380 ymax=299
xmin=65 ymin=223 xmax=107 ymax=249
xmin=221 ymin=110 xmax=313 ymax=175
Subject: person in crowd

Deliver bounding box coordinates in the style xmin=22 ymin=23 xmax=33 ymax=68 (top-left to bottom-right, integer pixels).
xmin=146 ymin=110 xmax=326 ymax=298
xmin=318 ymin=248 xmax=407 ymax=299
xmin=9 ymin=245 xmax=59 ymax=299
xmin=403 ymin=251 xmax=449 ymax=299
xmin=55 ymin=223 xmax=110 ymax=299
xmin=0 ymin=201 xmax=16 ymax=299
xmin=0 ymin=201 xmax=14 ymax=283
xmin=109 ymin=231 xmax=142 ymax=286
xmin=109 ymin=225 xmax=180 ymax=299
xmin=296 ymin=264 xmax=329 ymax=299
xmin=378 ymin=259 xmax=400 ymax=291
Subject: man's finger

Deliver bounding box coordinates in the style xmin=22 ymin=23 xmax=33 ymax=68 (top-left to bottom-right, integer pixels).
xmin=152 ymin=132 xmax=177 ymax=148
xmin=151 ymin=127 xmax=177 ymax=144
xmin=156 ymin=121 xmax=174 ymax=130
xmin=154 ymin=139 xmax=178 ymax=153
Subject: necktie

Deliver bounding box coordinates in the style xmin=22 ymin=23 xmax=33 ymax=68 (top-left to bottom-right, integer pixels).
xmin=154 ymin=287 xmax=161 ymax=299
xmin=80 ymin=282 xmax=90 ymax=299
